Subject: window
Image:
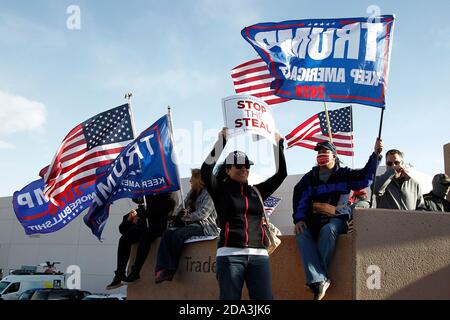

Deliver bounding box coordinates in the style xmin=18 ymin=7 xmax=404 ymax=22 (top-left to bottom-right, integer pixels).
xmin=4 ymin=282 xmax=20 ymax=294
xmin=0 ymin=281 xmax=11 ymax=293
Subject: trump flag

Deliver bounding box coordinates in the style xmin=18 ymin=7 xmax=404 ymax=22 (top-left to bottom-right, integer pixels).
xmin=241 ymin=16 xmax=395 ymax=108
xmin=84 ymin=114 xmax=181 ymax=240
xmin=12 ymin=179 xmax=95 ymax=235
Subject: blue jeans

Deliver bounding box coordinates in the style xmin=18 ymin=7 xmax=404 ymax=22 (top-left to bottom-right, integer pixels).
xmin=156 ymin=223 xmax=204 ymax=273
xmin=295 ymin=218 xmax=347 ymax=284
xmin=216 ymin=255 xmax=272 ymax=300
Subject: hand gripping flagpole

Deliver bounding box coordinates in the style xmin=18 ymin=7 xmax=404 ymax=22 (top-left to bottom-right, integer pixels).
xmin=167 ymin=106 xmax=185 ymax=210
xmin=124 ymin=92 xmax=148 ymax=210
xmin=369 ymin=107 xmax=385 ymax=208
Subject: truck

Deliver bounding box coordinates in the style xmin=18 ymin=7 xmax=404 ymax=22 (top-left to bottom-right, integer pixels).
xmin=0 ymin=262 xmax=65 ymax=300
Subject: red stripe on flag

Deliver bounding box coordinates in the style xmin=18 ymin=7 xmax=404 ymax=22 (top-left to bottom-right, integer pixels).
xmin=285 ymin=115 xmax=318 ymax=140
xmin=233 ymin=74 xmax=273 ymax=86
xmin=232 ymin=66 xmax=268 ymax=79
xmin=231 ymin=59 xmax=290 ymax=105
xmin=285 ymin=106 xmax=354 ymax=156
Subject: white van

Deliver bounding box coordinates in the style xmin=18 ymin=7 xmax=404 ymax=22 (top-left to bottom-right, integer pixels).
xmin=0 ymin=274 xmax=65 ymax=300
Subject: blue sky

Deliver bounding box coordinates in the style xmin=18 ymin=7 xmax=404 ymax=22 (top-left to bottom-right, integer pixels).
xmin=0 ymin=0 xmax=449 ymax=197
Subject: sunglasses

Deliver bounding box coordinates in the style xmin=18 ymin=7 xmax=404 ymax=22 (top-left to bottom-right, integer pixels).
xmin=386 ymin=161 xmax=401 ymax=166
xmin=233 ymin=164 xmax=251 ymax=170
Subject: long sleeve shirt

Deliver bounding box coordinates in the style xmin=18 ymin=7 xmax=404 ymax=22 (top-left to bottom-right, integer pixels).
xmin=374 ymin=168 xmax=425 ymax=210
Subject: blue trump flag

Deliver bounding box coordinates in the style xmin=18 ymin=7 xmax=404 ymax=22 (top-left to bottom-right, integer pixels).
xmin=241 ymin=15 xmax=395 ymax=108
xmin=12 ymin=179 xmax=95 ymax=235
xmin=84 ymin=114 xmax=180 ymax=240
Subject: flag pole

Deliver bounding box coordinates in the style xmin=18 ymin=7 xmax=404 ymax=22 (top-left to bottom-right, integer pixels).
xmin=369 ymin=107 xmax=385 ymax=208
xmin=350 ymin=105 xmax=355 ymax=169
xmin=167 ymin=106 xmax=185 ymax=210
xmin=323 ymin=101 xmax=333 ymax=143
xmin=124 ymin=92 xmax=148 ymax=210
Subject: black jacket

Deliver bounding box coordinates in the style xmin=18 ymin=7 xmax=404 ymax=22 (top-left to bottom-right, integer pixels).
xmin=201 ymin=137 xmax=287 ymax=249
xmin=119 ymin=193 xmax=177 ymax=235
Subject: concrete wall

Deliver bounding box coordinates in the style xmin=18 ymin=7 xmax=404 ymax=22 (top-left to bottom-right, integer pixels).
xmin=354 ymin=209 xmax=450 ymax=300
xmin=2 ymin=152 xmax=449 ymax=299
xmin=126 ymin=234 xmax=353 ymax=300
xmin=127 ymin=209 xmax=450 ymax=300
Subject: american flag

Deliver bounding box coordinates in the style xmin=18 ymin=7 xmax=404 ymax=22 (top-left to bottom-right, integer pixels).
xmin=230 ymin=58 xmax=290 ymax=105
xmin=42 ymin=104 xmax=134 ymax=203
xmin=286 ymin=106 xmax=354 ymax=156
xmin=264 ymin=196 xmax=282 ymax=216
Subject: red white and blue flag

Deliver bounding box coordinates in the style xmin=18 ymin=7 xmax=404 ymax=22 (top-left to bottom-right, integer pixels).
xmin=286 ymin=106 xmax=354 ymax=156
xmin=41 ymin=104 xmax=134 ymax=203
xmin=230 ymin=58 xmax=290 ymax=105
xmin=241 ymin=16 xmax=395 ymax=108
xmin=264 ymin=196 xmax=282 ymax=216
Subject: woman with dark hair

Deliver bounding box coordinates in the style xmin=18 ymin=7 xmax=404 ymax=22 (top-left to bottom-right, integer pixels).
xmin=154 ymin=169 xmax=219 ymax=283
xmin=201 ymin=128 xmax=287 ymax=300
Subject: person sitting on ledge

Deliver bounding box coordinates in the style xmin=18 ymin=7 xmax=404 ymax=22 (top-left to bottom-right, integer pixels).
xmin=154 ymin=169 xmax=219 ymax=284
xmin=106 ymin=193 xmax=177 ymax=289
xmin=292 ymin=139 xmax=382 ymax=300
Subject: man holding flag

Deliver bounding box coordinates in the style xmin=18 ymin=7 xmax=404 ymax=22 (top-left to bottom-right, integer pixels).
xmin=292 ymin=138 xmax=383 ymax=300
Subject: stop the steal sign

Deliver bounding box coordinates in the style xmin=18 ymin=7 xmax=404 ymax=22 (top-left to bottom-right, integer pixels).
xmin=222 ymin=94 xmax=277 ymax=145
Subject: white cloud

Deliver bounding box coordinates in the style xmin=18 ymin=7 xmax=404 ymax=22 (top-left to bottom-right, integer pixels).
xmin=0 ymin=140 xmax=15 ymax=149
xmin=0 ymin=90 xmax=47 ymax=134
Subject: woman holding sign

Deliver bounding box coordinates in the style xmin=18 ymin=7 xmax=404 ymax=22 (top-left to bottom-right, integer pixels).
xmin=201 ymin=128 xmax=287 ymax=300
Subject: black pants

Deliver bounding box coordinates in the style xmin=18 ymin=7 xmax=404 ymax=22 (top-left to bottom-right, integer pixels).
xmin=116 ymin=225 xmax=166 ymax=276
xmin=155 ymin=224 xmax=204 ymax=274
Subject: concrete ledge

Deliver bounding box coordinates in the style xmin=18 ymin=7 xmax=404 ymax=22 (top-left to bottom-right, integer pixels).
xmin=126 ymin=234 xmax=353 ymax=300
xmin=354 ymin=209 xmax=450 ymax=300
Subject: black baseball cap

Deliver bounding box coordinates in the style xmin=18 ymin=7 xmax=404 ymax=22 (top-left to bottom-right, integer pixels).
xmin=225 ymin=151 xmax=254 ymax=166
xmin=433 ymin=173 xmax=450 ymax=186
xmin=314 ymin=141 xmax=337 ymax=154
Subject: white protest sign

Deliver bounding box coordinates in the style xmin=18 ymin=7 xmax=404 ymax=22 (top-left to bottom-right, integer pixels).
xmin=222 ymin=94 xmax=276 ymax=145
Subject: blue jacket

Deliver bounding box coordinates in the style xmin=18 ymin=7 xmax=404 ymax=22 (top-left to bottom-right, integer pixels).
xmin=292 ymin=153 xmax=380 ymax=224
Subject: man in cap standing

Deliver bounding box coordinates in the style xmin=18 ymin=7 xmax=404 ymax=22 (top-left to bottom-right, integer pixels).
xmin=292 ymin=138 xmax=383 ymax=300
xmin=423 ymin=173 xmax=450 ymax=212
